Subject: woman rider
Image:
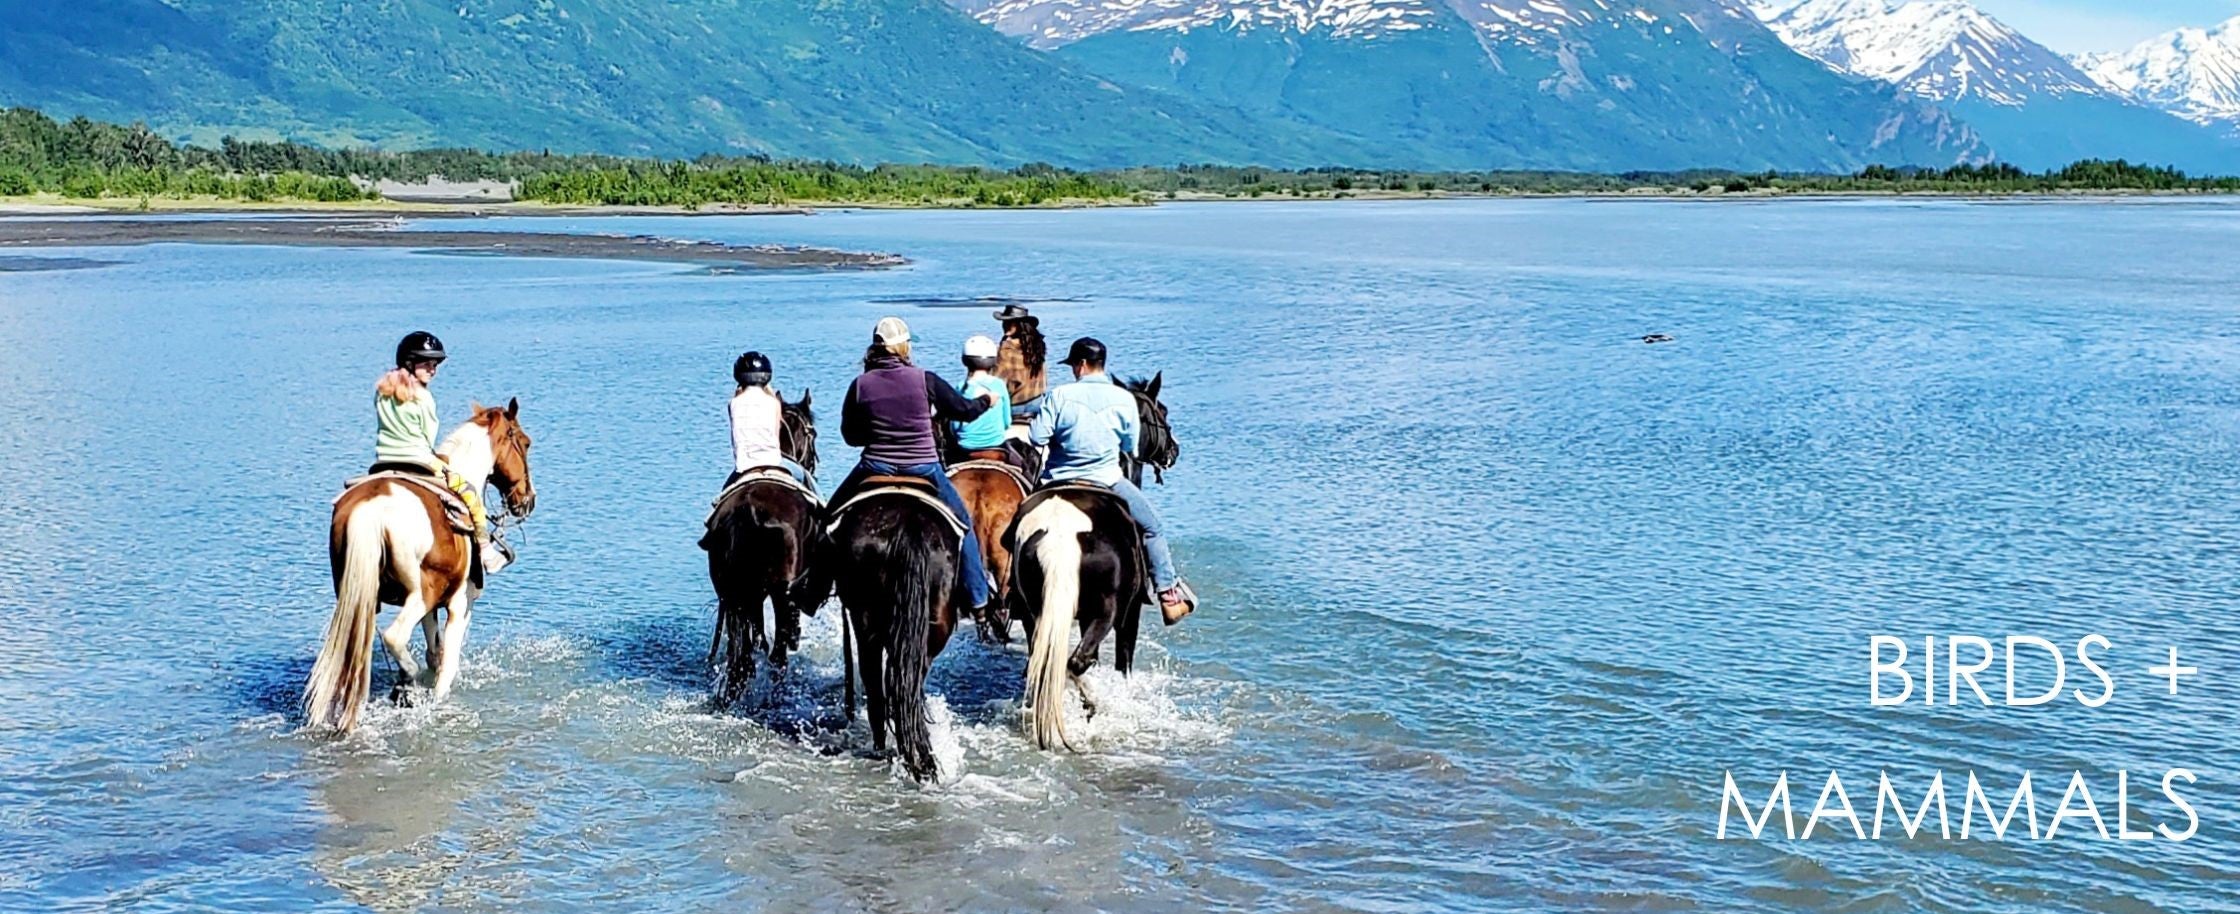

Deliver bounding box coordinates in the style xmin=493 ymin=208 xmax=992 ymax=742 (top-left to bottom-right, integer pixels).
xmin=727 ymin=350 xmax=812 ymax=487
xmin=371 ymin=331 xmax=506 ymax=573
xmin=993 ymin=304 xmax=1047 ymax=425
xmin=829 ymin=317 xmax=1000 ymax=613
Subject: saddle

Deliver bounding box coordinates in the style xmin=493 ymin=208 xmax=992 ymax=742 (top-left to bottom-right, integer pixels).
xmin=704 ymin=466 xmax=824 ymax=532
xmin=1002 ymin=481 xmax=1140 ymax=552
xmin=827 ymin=480 xmax=968 ymax=538
xmin=337 ymin=470 xmax=476 ymax=535
xmin=946 ymin=458 xmax=1034 ymax=495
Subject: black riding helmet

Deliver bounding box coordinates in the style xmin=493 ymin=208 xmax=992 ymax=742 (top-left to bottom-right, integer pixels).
xmin=734 ymin=351 xmax=773 ymax=387
xmin=396 ymin=331 xmax=447 ymax=368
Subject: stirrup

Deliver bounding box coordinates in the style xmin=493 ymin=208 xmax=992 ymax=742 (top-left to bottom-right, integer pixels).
xmin=1159 ymin=581 xmax=1197 ymax=626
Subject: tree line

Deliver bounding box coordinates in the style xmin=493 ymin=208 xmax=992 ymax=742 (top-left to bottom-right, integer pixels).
xmin=3 ymin=106 xmax=2236 ymax=206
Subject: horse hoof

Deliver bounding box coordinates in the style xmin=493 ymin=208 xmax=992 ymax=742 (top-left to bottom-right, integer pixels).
xmin=389 ymin=686 xmax=417 ymax=707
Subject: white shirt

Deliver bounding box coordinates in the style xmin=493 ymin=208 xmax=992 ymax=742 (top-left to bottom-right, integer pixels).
xmin=729 ymin=386 xmax=785 ymax=473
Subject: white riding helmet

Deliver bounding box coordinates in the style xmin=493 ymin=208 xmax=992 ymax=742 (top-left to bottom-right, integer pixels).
xmin=963 ymin=334 xmax=999 ymax=359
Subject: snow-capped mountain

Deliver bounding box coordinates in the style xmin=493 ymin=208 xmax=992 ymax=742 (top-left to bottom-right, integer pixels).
xmin=1741 ymin=0 xmax=2238 ymax=169
xmin=949 ymin=0 xmax=1985 ymax=171
xmin=1745 ymin=0 xmax=2099 ymax=105
xmin=2075 ymin=16 xmax=2240 ymax=135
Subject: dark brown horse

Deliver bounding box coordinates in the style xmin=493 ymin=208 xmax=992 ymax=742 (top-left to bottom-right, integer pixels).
xmin=826 ymin=485 xmax=966 ymax=781
xmin=1005 ymin=375 xmax=1180 ymax=751
xmin=701 ymin=391 xmax=828 ymax=703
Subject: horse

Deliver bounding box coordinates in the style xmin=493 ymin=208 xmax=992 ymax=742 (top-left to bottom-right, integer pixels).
xmin=825 ymin=485 xmax=968 ymax=782
xmin=1008 ymin=373 xmax=1180 ymax=751
xmin=935 ymin=418 xmax=1036 ymax=645
xmin=701 ymin=391 xmax=828 ymax=702
xmin=304 ymin=399 xmax=537 ymax=732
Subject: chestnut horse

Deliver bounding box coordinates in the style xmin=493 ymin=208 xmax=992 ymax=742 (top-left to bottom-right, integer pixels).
xmin=304 ymin=400 xmax=537 ymax=732
xmin=1008 ymin=375 xmax=1179 ymax=751
xmin=946 ymin=456 xmax=1033 ymax=644
xmin=702 ymin=391 xmax=828 ymax=702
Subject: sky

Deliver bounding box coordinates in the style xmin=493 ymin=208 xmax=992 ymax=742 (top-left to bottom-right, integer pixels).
xmin=1972 ymin=0 xmax=2240 ymax=54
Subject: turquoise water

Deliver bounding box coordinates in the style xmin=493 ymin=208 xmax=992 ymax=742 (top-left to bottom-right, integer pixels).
xmin=1 ymin=199 xmax=2236 ymax=912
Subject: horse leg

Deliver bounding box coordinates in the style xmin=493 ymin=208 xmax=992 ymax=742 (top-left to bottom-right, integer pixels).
xmin=856 ymin=606 xmax=888 ymax=754
xmin=1067 ymin=596 xmax=1118 ymax=720
xmin=770 ymin=588 xmax=800 ymax=670
xmin=430 ymin=594 xmax=475 ymax=703
xmin=724 ymin=589 xmax=766 ymax=703
xmin=420 ymin=612 xmax=441 ymax=677
xmin=382 ymin=593 xmax=432 ymax=700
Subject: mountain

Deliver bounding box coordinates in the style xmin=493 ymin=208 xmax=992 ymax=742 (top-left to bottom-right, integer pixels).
xmin=953 ymin=0 xmax=1985 ymax=171
xmin=2075 ymin=17 xmax=2240 ymax=138
xmin=0 ymin=0 xmax=1376 ymax=169
xmin=1744 ymin=0 xmax=2240 ymax=171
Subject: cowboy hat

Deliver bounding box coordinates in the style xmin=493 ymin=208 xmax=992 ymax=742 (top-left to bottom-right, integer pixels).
xmin=992 ymin=303 xmax=1039 ymax=325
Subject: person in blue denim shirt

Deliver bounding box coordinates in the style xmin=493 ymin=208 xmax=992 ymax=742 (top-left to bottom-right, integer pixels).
xmin=1030 ymin=337 xmax=1196 ymax=621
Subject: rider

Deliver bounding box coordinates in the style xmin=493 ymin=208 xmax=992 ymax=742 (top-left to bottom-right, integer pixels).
xmin=1029 ymin=337 xmax=1196 ymax=622
xmin=951 ymin=334 xmax=1016 ymax=468
xmin=993 ymin=304 xmax=1047 ymax=425
xmin=371 ymin=331 xmax=506 ymax=574
xmin=831 ymin=317 xmax=1001 ymax=612
xmin=728 ymin=351 xmax=811 ymax=487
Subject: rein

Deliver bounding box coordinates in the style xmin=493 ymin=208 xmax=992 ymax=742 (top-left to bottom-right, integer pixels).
xmin=1130 ymin=388 xmax=1177 ymax=484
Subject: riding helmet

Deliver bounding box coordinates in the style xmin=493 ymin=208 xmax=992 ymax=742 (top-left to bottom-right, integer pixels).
xmin=1063 ymin=337 xmax=1107 ymax=367
xmin=395 ymin=331 xmax=447 ymax=368
xmin=734 ymin=351 xmax=774 ymax=387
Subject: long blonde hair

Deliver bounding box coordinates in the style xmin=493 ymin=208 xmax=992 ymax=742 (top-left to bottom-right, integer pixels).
xmin=375 ymin=367 xmax=426 ymax=402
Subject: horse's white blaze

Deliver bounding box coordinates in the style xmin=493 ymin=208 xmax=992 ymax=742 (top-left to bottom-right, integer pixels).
xmin=303 ymin=421 xmax=498 ymax=733
xmin=1020 ymin=498 xmax=1093 ymax=752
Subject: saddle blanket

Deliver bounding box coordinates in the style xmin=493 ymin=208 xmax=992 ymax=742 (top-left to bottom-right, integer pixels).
xmin=705 ymin=467 xmax=824 ymax=530
xmin=826 ymin=485 xmax=968 ymax=539
xmin=337 ymin=471 xmax=476 ymax=535
xmin=946 ymin=459 xmax=1034 ymax=494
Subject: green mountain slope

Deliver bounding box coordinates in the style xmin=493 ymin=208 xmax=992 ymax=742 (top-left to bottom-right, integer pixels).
xmin=0 ymin=0 xmax=1369 ymax=167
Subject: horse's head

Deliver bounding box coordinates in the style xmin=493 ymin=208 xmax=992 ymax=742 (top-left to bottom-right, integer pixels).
xmin=781 ymin=389 xmax=818 ymax=479
xmin=1122 ymin=373 xmax=1178 ymax=486
xmin=476 ymin=398 xmax=537 ymax=518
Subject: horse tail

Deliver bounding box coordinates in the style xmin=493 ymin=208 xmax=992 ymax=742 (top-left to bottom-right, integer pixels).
xmin=1024 ymin=500 xmax=1091 ymax=752
xmin=305 ymin=501 xmax=386 ymax=732
xmin=880 ymin=513 xmax=943 ymax=781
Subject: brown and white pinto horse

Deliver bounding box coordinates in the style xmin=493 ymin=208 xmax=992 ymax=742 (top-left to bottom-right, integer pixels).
xmin=304 ymin=400 xmax=537 ymax=732
xmin=1009 ymin=375 xmax=1180 ymax=751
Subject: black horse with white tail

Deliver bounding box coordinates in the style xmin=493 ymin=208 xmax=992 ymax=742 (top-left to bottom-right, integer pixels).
xmin=1006 ymin=374 xmax=1182 ymax=751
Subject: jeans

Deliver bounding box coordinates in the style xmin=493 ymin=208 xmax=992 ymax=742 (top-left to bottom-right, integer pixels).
xmin=1010 ymin=394 xmax=1045 ymax=425
xmin=1108 ymin=478 xmax=1178 ymax=591
xmin=832 ymin=458 xmax=992 ymax=608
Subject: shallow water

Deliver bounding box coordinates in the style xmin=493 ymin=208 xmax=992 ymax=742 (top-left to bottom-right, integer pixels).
xmin=2 ymin=199 xmax=2236 ymax=912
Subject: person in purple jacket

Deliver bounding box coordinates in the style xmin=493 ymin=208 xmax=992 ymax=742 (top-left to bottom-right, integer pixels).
xmin=829 ymin=317 xmax=1000 ymax=611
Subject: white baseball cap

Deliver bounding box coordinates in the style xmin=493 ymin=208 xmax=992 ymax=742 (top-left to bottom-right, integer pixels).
xmin=873 ymin=316 xmax=911 ymax=346
xmin=963 ymin=334 xmax=998 ymax=359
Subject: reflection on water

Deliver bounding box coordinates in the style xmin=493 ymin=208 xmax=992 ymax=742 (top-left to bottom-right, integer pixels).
xmin=2 ymin=199 xmax=2238 ymax=912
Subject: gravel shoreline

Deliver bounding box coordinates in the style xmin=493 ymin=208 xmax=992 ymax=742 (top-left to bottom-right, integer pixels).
xmin=0 ymin=216 xmax=907 ymax=270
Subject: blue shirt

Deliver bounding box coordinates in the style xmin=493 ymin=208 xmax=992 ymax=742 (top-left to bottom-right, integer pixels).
xmin=1029 ymin=374 xmax=1138 ymax=485
xmin=953 ymin=374 xmax=1011 ymax=449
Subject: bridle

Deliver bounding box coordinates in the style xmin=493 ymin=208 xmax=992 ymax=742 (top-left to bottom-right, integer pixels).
xmin=1130 ymin=388 xmax=1178 ymax=485
xmin=781 ymin=406 xmax=819 ymax=477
